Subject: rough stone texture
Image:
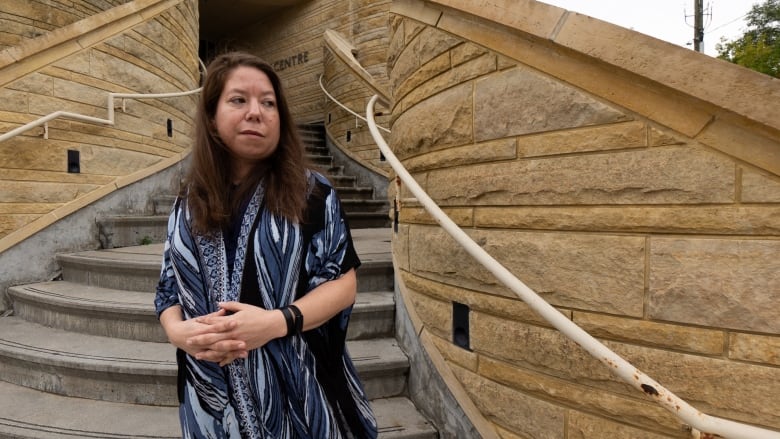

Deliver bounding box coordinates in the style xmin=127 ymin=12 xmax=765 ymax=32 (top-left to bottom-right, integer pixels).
xmin=0 ymin=0 xmax=199 ymax=240
xmin=396 ymin=51 xmax=496 ymax=114
xmin=474 ymin=66 xmax=631 ymax=141
xmin=391 ymin=82 xmax=473 ymax=159
xmin=243 ymin=0 xmax=393 ymax=124
xmin=516 ymin=121 xmax=647 ymax=158
xmin=470 ymin=312 xmax=780 ymax=428
xmin=572 ymin=311 xmax=725 ymax=355
xmin=401 ymin=271 xmax=572 ymax=329
xmin=407 ymin=225 xmax=646 ymax=316
xmin=384 ymin=3 xmax=780 ymax=438
xmin=451 ymin=363 xmax=566 ymax=439
xmin=403 ymin=138 xmax=516 ymax=173
xmin=394 ymin=277 xmax=484 ymax=439
xmin=742 ymin=168 xmax=780 ymax=203
xmin=649 ymin=238 xmax=780 ymax=333
xmin=473 ymin=205 xmax=780 ymax=235
xmin=729 ymin=333 xmax=780 ymax=366
xmin=477 ymin=356 xmax=686 ymax=435
xmin=399 ymin=206 xmax=474 ymax=227
xmin=427 ymin=146 xmax=736 ymax=206
xmin=567 ymin=411 xmax=676 ymax=439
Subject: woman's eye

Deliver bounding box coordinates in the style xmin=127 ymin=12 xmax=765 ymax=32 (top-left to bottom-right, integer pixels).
xmin=229 ymin=97 xmax=245 ymax=104
xmin=262 ymin=100 xmax=276 ymax=108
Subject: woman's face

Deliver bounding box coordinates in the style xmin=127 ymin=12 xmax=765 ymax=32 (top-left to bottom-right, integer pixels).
xmin=213 ymin=66 xmax=281 ymax=182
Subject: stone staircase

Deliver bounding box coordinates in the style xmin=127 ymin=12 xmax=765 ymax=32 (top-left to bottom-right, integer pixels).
xmin=96 ymin=123 xmax=389 ymax=250
xmin=0 ymin=227 xmax=435 ymax=438
xmin=299 ymin=123 xmax=390 ymax=229
xmin=0 ymin=126 xmax=434 ymax=437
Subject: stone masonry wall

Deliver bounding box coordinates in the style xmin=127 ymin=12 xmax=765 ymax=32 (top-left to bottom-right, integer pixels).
xmin=231 ymin=0 xmax=393 ymax=176
xmin=0 ymin=0 xmax=199 ymax=240
xmin=0 ymin=0 xmax=132 ymax=51
xmin=322 ymin=44 xmax=391 ymax=177
xmin=389 ymin=2 xmax=780 ymax=438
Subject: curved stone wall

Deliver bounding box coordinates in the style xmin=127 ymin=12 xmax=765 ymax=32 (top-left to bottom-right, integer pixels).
xmin=0 ymin=0 xmax=199 ymax=242
xmin=389 ymin=0 xmax=780 ymax=437
xmin=0 ymin=0 xmax=133 ymax=51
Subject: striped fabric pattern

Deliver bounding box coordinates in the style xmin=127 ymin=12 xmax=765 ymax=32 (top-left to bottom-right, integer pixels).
xmin=155 ymin=172 xmax=378 ymax=438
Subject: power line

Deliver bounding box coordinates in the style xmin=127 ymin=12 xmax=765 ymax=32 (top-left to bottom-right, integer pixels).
xmin=705 ymin=12 xmax=749 ymax=34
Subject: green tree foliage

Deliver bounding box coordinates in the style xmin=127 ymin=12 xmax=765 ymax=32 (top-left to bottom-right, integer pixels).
xmin=716 ymin=0 xmax=780 ymax=77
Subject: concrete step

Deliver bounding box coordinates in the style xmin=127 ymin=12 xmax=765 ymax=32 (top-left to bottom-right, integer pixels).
xmin=97 ymin=215 xmax=168 ymax=248
xmin=7 ymin=281 xmax=394 ymax=342
xmin=336 ymin=186 xmax=375 ymax=199
xmin=58 ymin=228 xmax=393 ymax=293
xmin=309 ymin=154 xmax=333 ymax=167
xmin=331 ymin=174 xmax=357 ymax=187
xmin=0 ymin=380 xmax=181 ymax=438
xmin=0 ymin=316 xmax=175 ymax=405
xmin=0 ymin=381 xmax=435 ymax=439
xmin=343 ymin=198 xmax=389 ymax=213
xmin=0 ymin=317 xmax=408 ymax=404
xmin=373 ymin=397 xmax=438 ymax=439
xmin=349 ymin=212 xmax=392 ymax=229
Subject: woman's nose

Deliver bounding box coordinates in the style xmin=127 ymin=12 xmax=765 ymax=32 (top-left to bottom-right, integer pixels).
xmin=246 ymin=99 xmax=262 ymax=120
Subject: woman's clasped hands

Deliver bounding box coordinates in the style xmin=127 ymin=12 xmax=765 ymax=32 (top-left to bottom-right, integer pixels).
xmin=173 ymin=302 xmax=287 ymax=367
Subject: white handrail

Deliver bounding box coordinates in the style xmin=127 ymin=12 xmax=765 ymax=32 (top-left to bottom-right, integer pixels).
xmin=0 ymin=60 xmax=205 ymax=143
xmin=318 ymin=74 xmax=390 ymax=133
xmin=365 ymin=94 xmax=780 ymax=439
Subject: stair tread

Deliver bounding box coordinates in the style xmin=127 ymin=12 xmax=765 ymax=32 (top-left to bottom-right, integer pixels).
xmin=0 ymin=317 xmax=175 ymax=374
xmin=9 ymin=281 xmax=393 ymax=310
xmin=0 ymin=381 xmax=181 ymax=438
xmin=373 ymin=397 xmax=437 ymax=439
xmin=59 ymin=227 xmax=392 ymax=267
xmin=0 ymin=381 xmax=433 ymax=439
xmin=0 ymin=317 xmax=405 ymax=375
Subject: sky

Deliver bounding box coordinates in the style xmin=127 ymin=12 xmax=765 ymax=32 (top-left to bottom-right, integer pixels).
xmin=539 ymin=0 xmax=758 ymax=57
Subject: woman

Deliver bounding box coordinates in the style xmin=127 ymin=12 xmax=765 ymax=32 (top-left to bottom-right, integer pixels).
xmin=154 ymin=52 xmax=378 ymax=439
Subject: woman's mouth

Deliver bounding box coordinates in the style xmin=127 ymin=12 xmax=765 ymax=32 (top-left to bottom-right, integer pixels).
xmin=240 ymin=130 xmax=263 ymax=137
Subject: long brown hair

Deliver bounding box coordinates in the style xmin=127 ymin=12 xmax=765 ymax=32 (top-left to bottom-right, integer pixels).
xmin=185 ymin=52 xmax=310 ymax=234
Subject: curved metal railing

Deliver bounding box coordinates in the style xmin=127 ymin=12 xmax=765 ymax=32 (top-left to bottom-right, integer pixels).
xmin=0 ymin=60 xmax=206 ymax=143
xmin=364 ymin=93 xmax=780 ymax=439
xmin=318 ymin=74 xmax=390 ymax=134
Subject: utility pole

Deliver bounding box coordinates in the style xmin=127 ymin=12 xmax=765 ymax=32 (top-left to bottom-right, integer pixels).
xmin=694 ymin=0 xmax=704 ymax=52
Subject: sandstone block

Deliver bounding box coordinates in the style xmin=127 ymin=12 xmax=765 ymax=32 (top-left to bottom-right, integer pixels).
xmin=572 ymin=311 xmax=725 ymax=355
xmin=696 ymin=118 xmax=780 ymax=177
xmin=401 ymin=271 xmax=572 ymax=329
xmin=0 ymin=88 xmax=29 ymax=112
xmin=391 ymin=82 xmax=473 ymax=158
xmin=391 ymin=26 xmax=460 ymax=90
xmin=729 ymin=333 xmax=780 ymax=366
xmin=393 ymin=223 xmax=411 ymax=271
xmin=403 ymin=138 xmax=515 ymax=173
xmin=405 ymin=286 xmax=451 ymax=339
xmin=649 ymin=237 xmax=780 ymax=333
xmin=478 ymin=356 xmax=685 ymax=435
xmin=470 ymin=312 xmax=780 ymax=427
xmin=428 ymin=329 xmax=478 ymax=372
xmin=474 ymin=205 xmax=780 ymax=235
xmin=407 ymin=225 xmax=646 ymax=316
xmin=516 ymin=121 xmax=647 ymax=158
xmin=396 ymin=52 xmax=496 ymax=114
xmin=399 ymin=206 xmax=473 ymax=227
xmin=649 ymin=126 xmax=686 ymax=146
xmin=451 ymin=42 xmax=487 ymax=66
xmin=451 ymin=363 xmax=566 ymax=439
xmin=474 ymin=66 xmax=630 ymax=141
xmin=741 ymin=168 xmax=780 ymax=203
xmin=427 ymin=146 xmax=735 ymax=206
xmin=567 ymin=411 xmax=678 ymax=439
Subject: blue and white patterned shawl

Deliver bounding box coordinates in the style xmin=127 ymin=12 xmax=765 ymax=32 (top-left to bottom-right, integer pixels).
xmin=155 ymin=172 xmax=377 ymax=439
